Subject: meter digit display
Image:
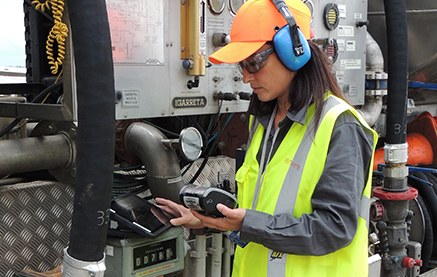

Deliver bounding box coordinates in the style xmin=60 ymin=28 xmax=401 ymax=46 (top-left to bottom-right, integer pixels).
xmin=133 ymin=239 xmax=177 ymax=271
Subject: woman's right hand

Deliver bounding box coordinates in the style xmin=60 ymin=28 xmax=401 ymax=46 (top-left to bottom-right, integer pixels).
xmin=155 ymin=197 xmax=205 ymax=229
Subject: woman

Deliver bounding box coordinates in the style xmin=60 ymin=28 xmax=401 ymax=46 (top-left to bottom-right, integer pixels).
xmin=157 ymin=0 xmax=377 ymax=276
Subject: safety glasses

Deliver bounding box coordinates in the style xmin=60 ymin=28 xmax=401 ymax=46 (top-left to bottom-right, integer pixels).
xmin=237 ymin=47 xmax=275 ymax=74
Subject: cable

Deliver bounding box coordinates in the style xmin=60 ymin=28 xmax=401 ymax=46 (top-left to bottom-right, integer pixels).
xmin=182 ymin=115 xmax=212 ymax=177
xmin=14 ymin=70 xmax=65 ymax=130
xmin=206 ymin=113 xmax=219 ymax=136
xmin=112 ymin=165 xmax=149 ymax=197
xmin=189 ymin=113 xmax=234 ymax=184
xmin=32 ymin=0 xmax=68 ymax=74
xmin=0 ymin=80 xmax=63 ymax=139
xmin=114 ymin=164 xmax=144 ymax=171
xmin=31 ymin=0 xmax=50 ymax=11
xmin=0 ymin=119 xmax=22 ymax=139
xmin=32 ymin=80 xmax=63 ymax=103
xmin=182 ymin=162 xmax=194 ymax=176
xmin=144 ymin=120 xmax=180 ymax=137
xmin=208 ymin=113 xmax=233 ymax=155
xmin=409 ymin=81 xmax=437 ymax=91
xmin=188 ymin=116 xmax=208 ymax=154
xmin=390 ymin=255 xmax=409 ymax=277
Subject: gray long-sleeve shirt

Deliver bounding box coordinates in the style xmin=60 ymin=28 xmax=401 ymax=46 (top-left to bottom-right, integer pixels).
xmin=239 ymin=107 xmax=375 ymax=256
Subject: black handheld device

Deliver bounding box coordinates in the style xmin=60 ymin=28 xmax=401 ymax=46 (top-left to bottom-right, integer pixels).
xmin=179 ymin=185 xmax=238 ymax=217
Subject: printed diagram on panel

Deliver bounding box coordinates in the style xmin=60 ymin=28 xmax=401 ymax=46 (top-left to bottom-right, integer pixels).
xmin=106 ymin=0 xmax=164 ymax=64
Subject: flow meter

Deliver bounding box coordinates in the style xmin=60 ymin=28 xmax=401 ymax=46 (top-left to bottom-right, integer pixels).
xmin=105 ymin=227 xmax=185 ymax=277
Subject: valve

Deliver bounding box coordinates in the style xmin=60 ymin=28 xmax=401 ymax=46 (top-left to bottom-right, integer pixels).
xmin=376 ymin=221 xmax=389 ymax=255
xmin=212 ymin=33 xmax=230 ymax=48
xmin=182 ymin=59 xmax=194 ymax=69
xmin=370 ymin=200 xmax=384 ymax=221
xmin=238 ymin=92 xmax=251 ymax=100
xmin=214 ymin=92 xmax=237 ymax=101
xmin=402 ymin=257 xmax=423 ymax=268
xmin=356 ymin=20 xmax=369 ymax=28
xmin=187 ymin=76 xmax=200 ymax=89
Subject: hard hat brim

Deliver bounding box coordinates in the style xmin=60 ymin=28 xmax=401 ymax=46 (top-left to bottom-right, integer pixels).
xmin=209 ymin=41 xmax=266 ymax=64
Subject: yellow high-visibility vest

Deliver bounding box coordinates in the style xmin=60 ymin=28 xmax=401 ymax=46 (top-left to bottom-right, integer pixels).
xmin=233 ymin=95 xmax=377 ymax=277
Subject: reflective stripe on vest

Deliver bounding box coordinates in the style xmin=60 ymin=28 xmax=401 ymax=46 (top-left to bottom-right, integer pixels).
xmin=265 ymin=97 xmax=339 ymax=276
xmin=233 ymin=95 xmax=377 ymax=277
xmin=274 ymin=97 xmax=370 ymax=220
xmin=274 ymin=96 xmax=340 ymax=215
xmin=266 ymin=96 xmax=373 ymax=276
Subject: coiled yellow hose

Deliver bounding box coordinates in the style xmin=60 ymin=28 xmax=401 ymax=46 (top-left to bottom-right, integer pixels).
xmin=32 ymin=0 xmax=68 ymax=75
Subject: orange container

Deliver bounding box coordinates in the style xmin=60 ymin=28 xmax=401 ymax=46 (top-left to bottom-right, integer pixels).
xmin=373 ymin=132 xmax=433 ymax=170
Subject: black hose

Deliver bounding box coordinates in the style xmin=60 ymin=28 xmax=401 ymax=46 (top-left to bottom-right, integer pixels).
xmin=423 ymin=172 xmax=437 ymax=256
xmin=31 ymin=80 xmax=63 ymax=103
xmin=0 ymin=118 xmax=21 ymax=139
xmin=67 ymin=0 xmax=115 ymax=261
xmin=383 ymin=0 xmax=409 ymax=144
xmin=424 ymin=170 xmax=437 ymax=196
xmin=408 ymin=172 xmax=437 ymax=256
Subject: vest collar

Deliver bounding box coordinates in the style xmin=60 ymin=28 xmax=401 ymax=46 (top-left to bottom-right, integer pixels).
xmin=257 ymin=104 xmax=309 ymax=131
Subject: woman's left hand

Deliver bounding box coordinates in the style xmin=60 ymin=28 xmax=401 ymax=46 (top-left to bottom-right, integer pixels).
xmin=191 ymin=204 xmax=246 ymax=231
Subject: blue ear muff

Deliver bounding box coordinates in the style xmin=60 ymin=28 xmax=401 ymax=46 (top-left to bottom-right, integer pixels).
xmin=273 ymin=25 xmax=311 ymax=71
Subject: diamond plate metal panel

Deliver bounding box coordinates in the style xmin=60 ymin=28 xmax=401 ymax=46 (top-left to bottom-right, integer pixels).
xmin=0 ymin=181 xmax=74 ymax=277
xmin=182 ymin=155 xmax=236 ymax=191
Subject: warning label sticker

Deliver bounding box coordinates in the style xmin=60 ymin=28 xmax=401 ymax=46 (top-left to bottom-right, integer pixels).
xmin=340 ymin=59 xmax=361 ymax=70
xmin=338 ymin=26 xmax=354 ymax=37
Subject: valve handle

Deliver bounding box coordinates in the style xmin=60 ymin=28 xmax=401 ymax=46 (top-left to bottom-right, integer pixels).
xmin=403 ymin=257 xmax=423 ymax=268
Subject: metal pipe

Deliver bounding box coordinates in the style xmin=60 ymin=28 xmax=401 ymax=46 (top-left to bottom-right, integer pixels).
xmin=124 ymin=122 xmax=186 ymax=204
xmin=65 ymin=0 xmax=115 ymax=273
xmin=366 ymin=32 xmax=384 ymax=73
xmin=222 ymin=233 xmax=231 ymax=277
xmin=357 ymin=96 xmax=383 ymax=127
xmin=357 ymin=32 xmax=385 ymax=127
xmin=0 ymin=134 xmax=72 ymax=175
xmin=208 ymin=233 xmax=223 ymax=277
xmin=191 ymin=234 xmax=207 ymax=277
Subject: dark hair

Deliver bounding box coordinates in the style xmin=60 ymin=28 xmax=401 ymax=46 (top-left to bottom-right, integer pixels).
xmin=248 ymin=41 xmax=345 ymax=129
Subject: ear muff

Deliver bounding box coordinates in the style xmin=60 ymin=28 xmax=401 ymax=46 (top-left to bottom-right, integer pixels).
xmin=273 ymin=25 xmax=311 ymax=71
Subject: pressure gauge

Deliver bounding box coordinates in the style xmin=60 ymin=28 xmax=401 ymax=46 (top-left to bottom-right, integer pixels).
xmin=179 ymin=127 xmax=203 ymax=161
xmin=209 ymin=0 xmax=225 ymax=14
xmin=229 ymin=0 xmax=245 ymax=16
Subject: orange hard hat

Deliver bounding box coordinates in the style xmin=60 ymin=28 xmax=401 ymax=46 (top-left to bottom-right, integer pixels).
xmin=209 ymin=0 xmax=311 ymax=64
